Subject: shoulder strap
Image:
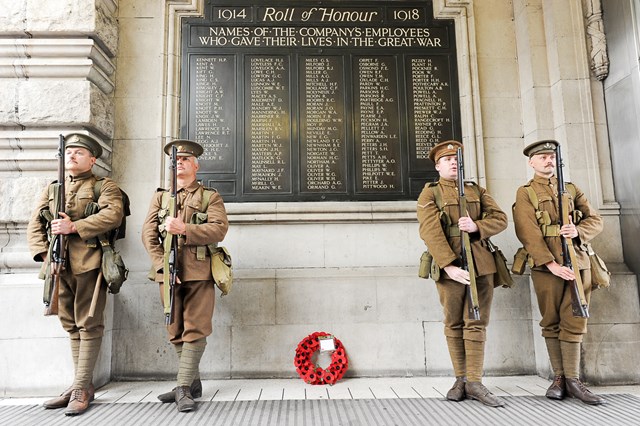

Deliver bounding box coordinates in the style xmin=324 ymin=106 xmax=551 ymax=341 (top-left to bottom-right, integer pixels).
xmin=201 ymin=189 xmax=213 ymax=213
xmin=525 ymin=185 xmax=539 ymax=210
xmin=93 ymin=177 xmax=105 ymax=201
xmin=430 ymin=183 xmax=443 ymax=210
xmin=161 ymin=191 xmax=170 ymax=209
xmin=566 ymin=182 xmax=577 ymax=199
xmin=465 ymin=182 xmax=481 ymax=199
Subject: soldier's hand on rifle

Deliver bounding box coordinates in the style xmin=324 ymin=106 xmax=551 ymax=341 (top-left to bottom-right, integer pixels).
xmin=559 ymin=217 xmax=578 ymax=238
xmin=51 ymin=212 xmax=77 ymax=235
xmin=458 ymin=215 xmax=479 ymax=233
xmin=444 ymin=265 xmax=471 ymax=285
xmin=545 ymin=261 xmax=576 ymax=281
xmin=164 ymin=216 xmax=186 ymax=235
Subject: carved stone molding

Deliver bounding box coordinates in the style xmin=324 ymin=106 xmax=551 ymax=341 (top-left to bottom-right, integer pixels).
xmin=432 ymin=0 xmax=484 ymax=185
xmin=162 ymin=0 xmax=206 ymax=143
xmin=583 ymin=0 xmax=610 ymax=80
xmin=0 ymin=39 xmax=115 ymax=93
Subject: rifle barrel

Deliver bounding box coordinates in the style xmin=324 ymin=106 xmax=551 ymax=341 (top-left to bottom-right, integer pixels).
xmin=555 ymin=145 xmax=589 ymax=318
xmin=456 ymin=148 xmax=480 ymax=321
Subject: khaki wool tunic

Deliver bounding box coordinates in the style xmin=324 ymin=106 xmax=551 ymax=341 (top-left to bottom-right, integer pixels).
xmin=141 ymin=180 xmax=229 ymax=343
xmin=417 ymin=178 xmax=508 ymax=275
xmin=27 ymin=172 xmax=124 ymax=339
xmin=417 ymin=178 xmax=507 ymax=341
xmin=513 ymin=175 xmax=603 ymax=342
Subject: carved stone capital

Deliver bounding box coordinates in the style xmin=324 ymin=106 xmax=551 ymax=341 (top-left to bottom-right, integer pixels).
xmin=583 ymin=0 xmax=609 ymax=80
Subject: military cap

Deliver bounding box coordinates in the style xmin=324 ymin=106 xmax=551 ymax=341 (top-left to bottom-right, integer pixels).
xmin=523 ymin=140 xmax=559 ymax=157
xmin=428 ymin=140 xmax=463 ymax=163
xmin=64 ymin=133 xmax=102 ymax=158
xmin=163 ymin=139 xmax=204 ymax=157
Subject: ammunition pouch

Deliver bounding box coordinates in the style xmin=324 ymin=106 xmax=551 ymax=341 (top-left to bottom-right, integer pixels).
xmin=191 ymin=211 xmax=209 ymax=260
xmin=157 ymin=207 xmax=169 ymax=236
xmin=40 ymin=209 xmax=54 ymax=226
xmin=584 ymin=243 xmax=611 ymax=289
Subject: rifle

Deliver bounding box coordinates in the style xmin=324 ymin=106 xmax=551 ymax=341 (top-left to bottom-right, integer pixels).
xmin=163 ymin=145 xmax=179 ymax=325
xmin=456 ymin=148 xmax=480 ymax=320
xmin=556 ymin=145 xmax=589 ymax=318
xmin=45 ymin=135 xmax=67 ymax=316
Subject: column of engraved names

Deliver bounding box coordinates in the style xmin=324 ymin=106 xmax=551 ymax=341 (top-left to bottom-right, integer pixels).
xmin=245 ymin=56 xmax=291 ymax=193
xmin=301 ymin=56 xmax=346 ymax=192
xmin=410 ymin=57 xmax=452 ymax=162
xmin=193 ymin=56 xmax=235 ymax=171
xmin=356 ymin=57 xmax=401 ymax=192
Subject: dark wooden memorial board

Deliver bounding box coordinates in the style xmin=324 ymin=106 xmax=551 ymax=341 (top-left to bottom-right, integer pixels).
xmin=182 ymin=1 xmax=461 ymax=201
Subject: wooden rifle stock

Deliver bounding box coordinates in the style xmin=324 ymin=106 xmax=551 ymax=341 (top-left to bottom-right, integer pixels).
xmin=164 ymin=145 xmax=179 ymax=325
xmin=456 ymin=148 xmax=480 ymax=320
xmin=45 ymin=135 xmax=66 ymax=316
xmin=556 ymin=145 xmax=589 ymax=318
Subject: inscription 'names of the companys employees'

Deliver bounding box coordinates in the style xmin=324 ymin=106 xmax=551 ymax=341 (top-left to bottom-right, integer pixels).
xmin=246 ymin=56 xmax=290 ymax=193
xmin=194 ymin=26 xmax=444 ymax=48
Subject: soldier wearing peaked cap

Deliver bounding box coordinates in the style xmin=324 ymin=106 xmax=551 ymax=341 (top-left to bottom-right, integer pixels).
xmin=163 ymin=139 xmax=204 ymax=158
xmin=65 ymin=133 xmax=103 ymax=159
xmin=513 ymin=139 xmax=605 ymax=405
xmin=141 ymin=139 xmax=228 ymax=412
xmin=417 ymin=140 xmax=508 ymax=407
xmin=27 ymin=133 xmax=124 ymax=415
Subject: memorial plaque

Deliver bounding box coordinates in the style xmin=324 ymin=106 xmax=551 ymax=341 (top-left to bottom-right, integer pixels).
xmin=182 ymin=1 xmax=461 ymax=202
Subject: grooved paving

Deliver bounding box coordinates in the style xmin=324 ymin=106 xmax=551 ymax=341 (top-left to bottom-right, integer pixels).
xmin=1 ymin=394 xmax=638 ymax=425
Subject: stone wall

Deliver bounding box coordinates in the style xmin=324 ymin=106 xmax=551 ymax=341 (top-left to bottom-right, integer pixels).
xmin=1 ymin=0 xmax=638 ymax=394
xmin=0 ymin=0 xmax=118 ymax=394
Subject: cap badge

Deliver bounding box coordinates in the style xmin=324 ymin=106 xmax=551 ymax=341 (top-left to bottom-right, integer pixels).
xmin=447 ymin=144 xmax=454 ymax=149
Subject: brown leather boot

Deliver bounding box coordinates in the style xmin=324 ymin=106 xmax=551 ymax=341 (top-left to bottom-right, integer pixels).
xmin=157 ymin=378 xmax=203 ymax=403
xmin=64 ymin=386 xmax=95 ymax=416
xmin=175 ymin=386 xmax=196 ymax=412
xmin=465 ymin=382 xmax=505 ymax=407
xmin=446 ymin=377 xmax=466 ymax=401
xmin=565 ymin=378 xmax=606 ymax=405
xmin=545 ymin=375 xmax=566 ymax=400
xmin=43 ymin=386 xmax=73 ymax=409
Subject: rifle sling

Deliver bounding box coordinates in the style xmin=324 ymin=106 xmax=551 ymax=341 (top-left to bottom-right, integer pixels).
xmin=163 ymin=198 xmax=176 ymax=316
xmin=561 ymin=196 xmax=588 ymax=306
xmin=460 ymin=197 xmax=480 ymax=311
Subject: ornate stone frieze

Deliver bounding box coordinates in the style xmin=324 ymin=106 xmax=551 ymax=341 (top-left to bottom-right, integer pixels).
xmin=583 ymin=0 xmax=609 ymax=80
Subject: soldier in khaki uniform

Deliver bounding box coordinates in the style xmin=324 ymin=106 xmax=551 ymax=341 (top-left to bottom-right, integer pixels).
xmin=27 ymin=133 xmax=124 ymax=416
xmin=142 ymin=140 xmax=228 ymax=412
xmin=417 ymin=140 xmax=508 ymax=407
xmin=513 ymin=140 xmax=605 ymax=405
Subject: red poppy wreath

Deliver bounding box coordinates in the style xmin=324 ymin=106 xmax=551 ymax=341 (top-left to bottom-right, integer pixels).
xmin=294 ymin=331 xmax=348 ymax=385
